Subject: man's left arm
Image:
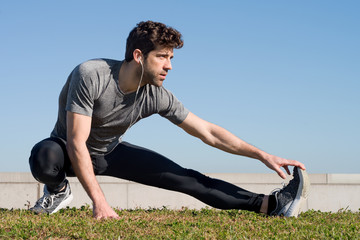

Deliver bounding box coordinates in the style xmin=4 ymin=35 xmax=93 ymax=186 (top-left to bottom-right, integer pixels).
xmin=178 ymin=112 xmax=305 ymax=179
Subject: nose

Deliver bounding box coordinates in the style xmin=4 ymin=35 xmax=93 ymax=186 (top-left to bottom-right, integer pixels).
xmin=164 ymin=59 xmax=172 ymax=71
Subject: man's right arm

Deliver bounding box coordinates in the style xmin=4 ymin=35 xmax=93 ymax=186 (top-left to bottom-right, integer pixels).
xmin=66 ymin=111 xmax=119 ymax=219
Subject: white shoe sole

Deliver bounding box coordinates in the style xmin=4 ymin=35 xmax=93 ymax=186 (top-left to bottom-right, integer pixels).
xmin=285 ymin=168 xmax=310 ymax=217
xmin=51 ymin=193 xmax=74 ymax=214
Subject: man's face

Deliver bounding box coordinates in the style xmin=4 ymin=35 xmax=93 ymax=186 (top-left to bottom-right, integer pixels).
xmin=142 ymin=46 xmax=174 ymax=87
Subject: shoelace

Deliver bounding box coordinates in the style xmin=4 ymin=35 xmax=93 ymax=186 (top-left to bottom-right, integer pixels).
xmin=270 ymin=182 xmax=286 ymax=195
xmin=270 ymin=168 xmax=299 ymax=196
xmin=37 ymin=194 xmax=54 ymax=209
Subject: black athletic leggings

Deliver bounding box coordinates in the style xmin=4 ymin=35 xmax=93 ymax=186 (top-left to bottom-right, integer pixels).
xmin=29 ymin=137 xmax=264 ymax=212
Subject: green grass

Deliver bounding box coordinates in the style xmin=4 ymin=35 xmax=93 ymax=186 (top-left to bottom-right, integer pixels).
xmin=1 ymin=206 xmax=359 ymax=239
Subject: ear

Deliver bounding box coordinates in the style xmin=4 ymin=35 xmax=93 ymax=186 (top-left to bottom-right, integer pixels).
xmin=133 ymin=49 xmax=142 ymax=64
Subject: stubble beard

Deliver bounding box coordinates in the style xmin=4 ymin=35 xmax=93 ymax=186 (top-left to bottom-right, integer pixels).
xmin=143 ymin=69 xmax=163 ymax=87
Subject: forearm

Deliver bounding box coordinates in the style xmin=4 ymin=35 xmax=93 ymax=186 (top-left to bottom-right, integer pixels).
xmin=205 ymin=123 xmax=306 ymax=179
xmin=180 ymin=112 xmax=270 ymax=162
xmin=180 ymin=112 xmax=305 ymax=179
xmin=204 ymin=123 xmax=269 ymax=161
xmin=66 ymin=141 xmax=106 ymax=205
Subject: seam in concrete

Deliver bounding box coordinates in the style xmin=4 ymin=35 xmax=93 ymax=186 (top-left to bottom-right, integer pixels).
xmin=37 ymin=183 xmax=40 ymax=199
xmin=126 ymin=182 xmax=129 ymax=209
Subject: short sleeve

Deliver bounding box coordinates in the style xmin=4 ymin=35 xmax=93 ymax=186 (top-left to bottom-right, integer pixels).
xmin=65 ymin=64 xmax=96 ymax=117
xmin=157 ymin=87 xmax=189 ymax=125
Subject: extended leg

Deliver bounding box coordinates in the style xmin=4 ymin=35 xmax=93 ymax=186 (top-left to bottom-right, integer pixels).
xmin=101 ymin=142 xmax=264 ymax=212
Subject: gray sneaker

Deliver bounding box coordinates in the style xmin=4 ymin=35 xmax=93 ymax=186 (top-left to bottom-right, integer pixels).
xmin=30 ymin=180 xmax=73 ymax=214
xmin=270 ymin=167 xmax=310 ymax=217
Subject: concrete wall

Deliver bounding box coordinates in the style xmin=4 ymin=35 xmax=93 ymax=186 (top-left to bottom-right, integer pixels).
xmin=1 ymin=172 xmax=359 ymax=212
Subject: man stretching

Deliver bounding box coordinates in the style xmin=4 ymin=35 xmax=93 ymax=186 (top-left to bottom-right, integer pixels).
xmin=29 ymin=21 xmax=309 ymax=219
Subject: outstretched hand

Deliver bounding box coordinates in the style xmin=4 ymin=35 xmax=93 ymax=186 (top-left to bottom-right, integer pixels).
xmin=93 ymin=202 xmax=120 ymax=220
xmin=261 ymin=154 xmax=306 ymax=179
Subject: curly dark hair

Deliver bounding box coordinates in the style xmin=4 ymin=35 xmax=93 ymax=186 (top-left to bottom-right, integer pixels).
xmin=125 ymin=21 xmax=184 ymax=62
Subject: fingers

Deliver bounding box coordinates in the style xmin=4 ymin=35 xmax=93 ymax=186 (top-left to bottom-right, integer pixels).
xmin=275 ymin=158 xmax=307 ymax=179
xmin=275 ymin=167 xmax=287 ymax=179
xmin=283 ymin=165 xmax=290 ymax=175
xmin=286 ymin=159 xmax=306 ymax=171
xmin=263 ymin=154 xmax=306 ymax=179
xmin=111 ymin=213 xmax=120 ymax=220
xmin=93 ymin=207 xmax=120 ymax=220
xmin=279 ymin=160 xmax=306 ymax=178
xmin=95 ymin=213 xmax=120 ymax=220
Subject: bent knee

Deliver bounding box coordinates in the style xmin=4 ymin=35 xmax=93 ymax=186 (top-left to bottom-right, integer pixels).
xmin=29 ymin=139 xmax=66 ymax=182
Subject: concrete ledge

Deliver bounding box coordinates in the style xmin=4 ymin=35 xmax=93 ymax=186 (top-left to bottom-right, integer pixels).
xmin=327 ymin=174 xmax=360 ymax=184
xmin=1 ymin=172 xmax=359 ymax=212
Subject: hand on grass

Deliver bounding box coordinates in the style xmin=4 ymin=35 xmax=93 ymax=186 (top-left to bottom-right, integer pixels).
xmin=93 ymin=202 xmax=120 ymax=220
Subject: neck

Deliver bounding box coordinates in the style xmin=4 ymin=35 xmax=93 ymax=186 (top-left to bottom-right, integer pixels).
xmin=118 ymin=60 xmax=144 ymax=94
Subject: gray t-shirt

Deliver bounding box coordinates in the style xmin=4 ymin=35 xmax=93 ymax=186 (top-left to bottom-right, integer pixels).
xmin=51 ymin=58 xmax=189 ymax=155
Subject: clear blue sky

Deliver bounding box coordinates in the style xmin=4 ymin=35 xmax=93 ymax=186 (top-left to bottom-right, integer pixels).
xmin=1 ymin=1 xmax=359 ymax=174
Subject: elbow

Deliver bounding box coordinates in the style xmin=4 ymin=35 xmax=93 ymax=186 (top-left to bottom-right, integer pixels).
xmin=196 ymin=125 xmax=218 ymax=147
xmin=200 ymin=133 xmax=217 ymax=147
